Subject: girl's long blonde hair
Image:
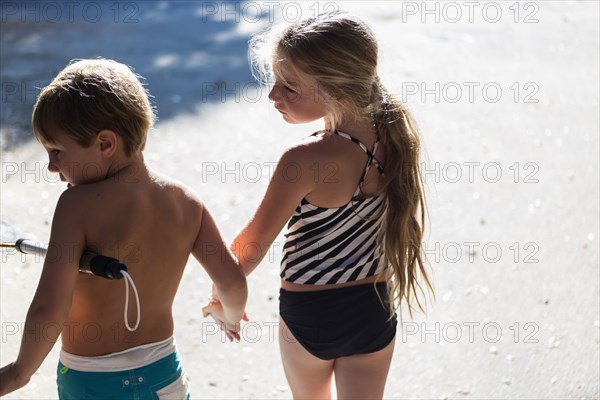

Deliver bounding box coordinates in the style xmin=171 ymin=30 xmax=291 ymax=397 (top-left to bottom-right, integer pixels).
xmin=250 ymin=11 xmax=434 ymax=316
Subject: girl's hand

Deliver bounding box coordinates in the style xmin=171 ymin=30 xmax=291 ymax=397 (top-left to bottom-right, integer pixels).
xmin=202 ymin=299 xmax=248 ymax=342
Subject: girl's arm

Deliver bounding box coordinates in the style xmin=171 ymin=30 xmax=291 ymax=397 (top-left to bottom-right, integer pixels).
xmin=232 ymin=146 xmax=316 ymax=276
xmin=0 ymin=191 xmax=83 ymax=396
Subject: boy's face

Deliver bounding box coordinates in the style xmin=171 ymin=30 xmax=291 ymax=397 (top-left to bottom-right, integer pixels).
xmin=42 ymin=131 xmax=105 ymax=187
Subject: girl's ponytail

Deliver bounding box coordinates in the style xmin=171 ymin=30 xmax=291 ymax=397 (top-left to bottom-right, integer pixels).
xmin=372 ymin=79 xmax=434 ymax=318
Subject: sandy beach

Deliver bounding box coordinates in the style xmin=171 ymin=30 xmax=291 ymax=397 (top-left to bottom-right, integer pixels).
xmin=1 ymin=1 xmax=599 ymax=399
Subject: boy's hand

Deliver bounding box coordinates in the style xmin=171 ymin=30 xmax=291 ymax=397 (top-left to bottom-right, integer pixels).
xmin=202 ymin=299 xmax=248 ymax=342
xmin=0 ymin=362 xmax=30 ymax=396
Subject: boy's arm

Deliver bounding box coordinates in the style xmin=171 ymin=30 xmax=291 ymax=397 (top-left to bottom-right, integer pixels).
xmin=231 ymin=147 xmax=314 ymax=276
xmin=0 ymin=191 xmax=83 ymax=395
xmin=192 ymin=204 xmax=247 ymax=325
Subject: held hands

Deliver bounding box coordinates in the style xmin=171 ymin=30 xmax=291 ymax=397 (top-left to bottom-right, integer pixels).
xmin=0 ymin=362 xmax=30 ymax=396
xmin=202 ymin=298 xmax=249 ymax=342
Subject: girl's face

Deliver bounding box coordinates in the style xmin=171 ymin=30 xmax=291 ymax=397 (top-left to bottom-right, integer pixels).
xmin=268 ymin=67 xmax=327 ymax=124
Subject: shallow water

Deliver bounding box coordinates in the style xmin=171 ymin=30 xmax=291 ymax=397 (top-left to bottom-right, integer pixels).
xmin=1 ymin=0 xmax=261 ymax=149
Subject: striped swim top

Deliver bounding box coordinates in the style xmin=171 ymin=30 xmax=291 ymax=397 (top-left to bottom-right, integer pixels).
xmin=280 ymin=130 xmax=386 ymax=285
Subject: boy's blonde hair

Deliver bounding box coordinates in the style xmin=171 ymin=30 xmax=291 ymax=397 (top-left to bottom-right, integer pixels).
xmin=250 ymin=11 xmax=433 ymax=318
xmin=32 ymin=59 xmax=155 ymax=156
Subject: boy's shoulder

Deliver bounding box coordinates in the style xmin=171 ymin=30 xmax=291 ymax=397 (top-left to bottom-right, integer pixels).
xmin=56 ymin=167 xmax=204 ymax=216
xmin=148 ymin=170 xmax=205 ymax=207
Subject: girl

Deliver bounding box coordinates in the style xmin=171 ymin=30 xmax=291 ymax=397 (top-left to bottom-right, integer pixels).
xmin=205 ymin=10 xmax=433 ymax=399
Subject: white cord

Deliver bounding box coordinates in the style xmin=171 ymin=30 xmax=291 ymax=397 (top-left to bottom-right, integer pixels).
xmin=121 ymin=271 xmax=140 ymax=331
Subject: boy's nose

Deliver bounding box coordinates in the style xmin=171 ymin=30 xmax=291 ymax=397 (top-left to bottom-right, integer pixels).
xmin=47 ymin=161 xmax=60 ymax=173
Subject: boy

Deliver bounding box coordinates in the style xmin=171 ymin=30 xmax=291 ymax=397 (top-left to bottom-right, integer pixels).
xmin=0 ymin=59 xmax=247 ymax=399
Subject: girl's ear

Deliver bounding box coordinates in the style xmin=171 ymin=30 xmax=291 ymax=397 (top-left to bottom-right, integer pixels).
xmin=337 ymin=98 xmax=348 ymax=107
xmin=96 ymin=129 xmax=118 ymax=157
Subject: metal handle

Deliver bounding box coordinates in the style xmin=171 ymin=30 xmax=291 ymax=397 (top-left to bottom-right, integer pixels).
xmin=14 ymin=239 xmax=127 ymax=280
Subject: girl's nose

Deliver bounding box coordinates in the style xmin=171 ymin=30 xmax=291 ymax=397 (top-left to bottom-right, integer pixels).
xmin=268 ymin=84 xmax=281 ymax=102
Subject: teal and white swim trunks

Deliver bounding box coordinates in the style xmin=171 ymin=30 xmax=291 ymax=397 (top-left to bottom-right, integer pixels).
xmin=57 ymin=336 xmax=189 ymax=400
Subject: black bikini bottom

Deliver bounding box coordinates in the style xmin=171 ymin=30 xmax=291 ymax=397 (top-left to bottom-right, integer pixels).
xmin=279 ymin=282 xmax=397 ymax=360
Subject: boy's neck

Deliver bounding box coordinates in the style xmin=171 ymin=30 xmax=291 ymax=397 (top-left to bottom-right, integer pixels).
xmin=104 ymin=152 xmax=146 ymax=182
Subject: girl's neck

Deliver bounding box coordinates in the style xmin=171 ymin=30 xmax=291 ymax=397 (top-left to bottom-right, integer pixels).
xmin=326 ymin=115 xmax=376 ymax=142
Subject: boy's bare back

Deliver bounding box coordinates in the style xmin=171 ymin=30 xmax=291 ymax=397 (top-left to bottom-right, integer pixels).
xmin=57 ymin=160 xmax=206 ymax=356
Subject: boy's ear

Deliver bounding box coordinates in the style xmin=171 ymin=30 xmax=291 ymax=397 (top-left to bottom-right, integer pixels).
xmin=96 ymin=130 xmax=118 ymax=157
